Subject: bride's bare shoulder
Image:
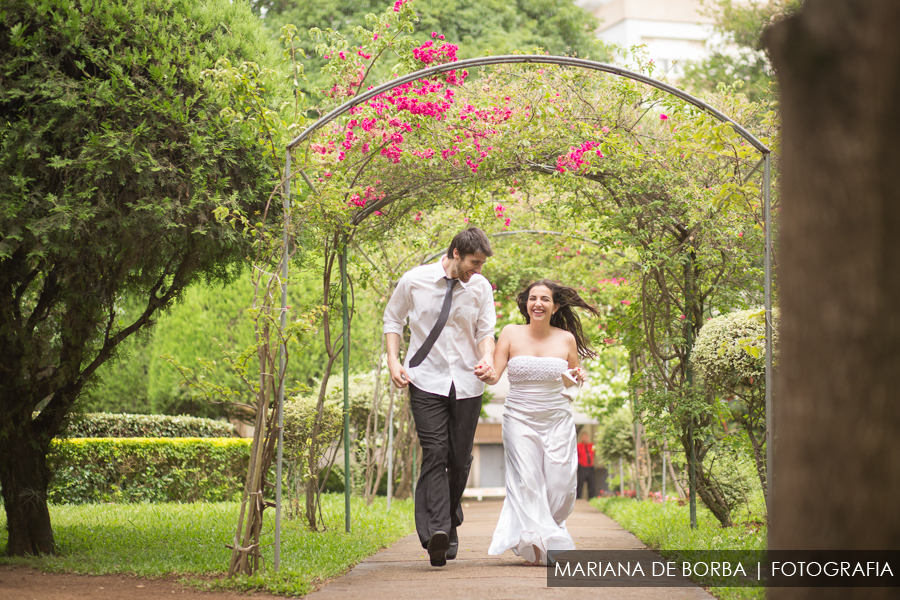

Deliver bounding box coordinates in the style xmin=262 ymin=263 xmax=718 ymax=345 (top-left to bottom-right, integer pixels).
xmin=499 ymin=323 xmax=526 ymax=337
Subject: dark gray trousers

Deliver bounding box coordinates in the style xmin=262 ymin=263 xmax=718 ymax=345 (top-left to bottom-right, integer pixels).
xmin=409 ymin=383 xmax=481 ymax=548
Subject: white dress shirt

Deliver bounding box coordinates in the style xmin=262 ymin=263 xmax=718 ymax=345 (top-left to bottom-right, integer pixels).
xmin=383 ymin=259 xmax=496 ymax=398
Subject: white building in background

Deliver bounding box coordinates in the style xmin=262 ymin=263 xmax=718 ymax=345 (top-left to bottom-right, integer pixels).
xmin=577 ymin=0 xmax=715 ymax=78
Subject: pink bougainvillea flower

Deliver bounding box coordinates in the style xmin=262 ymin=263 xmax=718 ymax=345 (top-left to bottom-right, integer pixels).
xmin=660 ymin=114 xmax=668 ymax=120
xmin=679 ymin=314 xmax=686 ymax=320
xmin=620 ymin=300 xmax=631 ymax=305
xmin=601 ymin=126 xmax=610 ymax=133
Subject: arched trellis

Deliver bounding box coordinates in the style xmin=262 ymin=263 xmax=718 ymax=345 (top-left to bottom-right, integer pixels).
xmin=273 ymin=55 xmax=775 ymax=567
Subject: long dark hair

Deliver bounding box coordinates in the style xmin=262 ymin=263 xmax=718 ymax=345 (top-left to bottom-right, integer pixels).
xmin=516 ymin=279 xmax=602 ymax=359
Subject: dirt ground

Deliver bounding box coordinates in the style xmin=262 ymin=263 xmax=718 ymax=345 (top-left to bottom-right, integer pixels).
xmin=0 ymin=565 xmax=290 ymax=600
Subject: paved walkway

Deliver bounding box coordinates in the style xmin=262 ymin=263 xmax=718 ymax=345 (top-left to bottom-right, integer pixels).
xmin=306 ymin=499 xmax=715 ymax=600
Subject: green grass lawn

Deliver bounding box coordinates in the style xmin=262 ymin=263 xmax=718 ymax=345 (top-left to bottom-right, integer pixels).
xmin=593 ymin=496 xmax=767 ymax=600
xmin=0 ymin=494 xmax=414 ymax=596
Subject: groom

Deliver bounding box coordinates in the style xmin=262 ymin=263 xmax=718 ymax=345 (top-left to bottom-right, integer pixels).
xmin=384 ymin=227 xmax=497 ymax=567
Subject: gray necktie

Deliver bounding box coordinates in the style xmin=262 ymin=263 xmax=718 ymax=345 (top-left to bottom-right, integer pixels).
xmin=408 ymin=277 xmax=458 ymax=368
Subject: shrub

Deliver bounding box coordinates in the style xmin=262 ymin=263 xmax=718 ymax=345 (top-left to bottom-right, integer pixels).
xmin=61 ymin=413 xmax=237 ymax=438
xmin=691 ymin=308 xmax=780 ymax=395
xmin=48 ymin=438 xmax=250 ymax=504
xmin=282 ymin=395 xmax=343 ymax=513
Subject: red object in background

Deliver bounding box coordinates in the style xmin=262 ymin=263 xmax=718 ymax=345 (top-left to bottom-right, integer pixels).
xmin=577 ymin=442 xmax=594 ymax=467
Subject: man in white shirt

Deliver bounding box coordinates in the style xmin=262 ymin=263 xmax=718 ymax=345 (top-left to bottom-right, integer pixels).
xmin=384 ymin=227 xmax=497 ymax=567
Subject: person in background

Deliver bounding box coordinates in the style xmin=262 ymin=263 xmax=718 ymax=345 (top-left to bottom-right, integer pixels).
xmin=577 ymin=431 xmax=596 ymax=500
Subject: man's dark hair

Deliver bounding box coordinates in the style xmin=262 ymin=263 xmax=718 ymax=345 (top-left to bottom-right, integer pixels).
xmin=446 ymin=227 xmax=493 ymax=259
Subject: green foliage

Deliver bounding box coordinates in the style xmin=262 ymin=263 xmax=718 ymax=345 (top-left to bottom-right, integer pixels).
xmin=597 ymin=406 xmax=635 ymax=464
xmin=282 ymin=394 xmax=343 ymax=508
xmin=47 ymin=438 xmax=250 ymax=504
xmin=577 ymin=355 xmax=631 ymax=419
xmin=61 ymin=413 xmax=236 ymax=438
xmin=0 ymin=0 xmax=289 ymax=553
xmin=593 ymin=496 xmax=766 ymax=600
xmin=0 ymin=496 xmax=415 ymax=596
xmin=704 ymin=434 xmax=763 ymax=519
xmin=681 ymin=0 xmax=803 ymax=102
xmin=692 ymin=307 xmax=778 ymax=394
xmin=85 ymin=272 xmax=381 ymax=417
xmin=261 ymin=0 xmax=602 ymax=90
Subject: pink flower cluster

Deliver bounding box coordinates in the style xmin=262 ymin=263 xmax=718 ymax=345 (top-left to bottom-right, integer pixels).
xmin=393 ymin=0 xmax=409 ymax=11
xmin=494 ymin=204 xmax=511 ymax=228
xmin=599 ymin=277 xmax=627 ymax=286
xmin=412 ymin=40 xmax=459 ymax=65
xmin=556 ymin=141 xmax=603 ymax=173
xmin=348 ymin=185 xmax=385 ymax=208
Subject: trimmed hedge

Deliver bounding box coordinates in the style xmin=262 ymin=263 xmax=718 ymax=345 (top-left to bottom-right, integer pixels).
xmin=62 ymin=413 xmax=237 ymax=438
xmin=48 ymin=438 xmax=251 ymax=504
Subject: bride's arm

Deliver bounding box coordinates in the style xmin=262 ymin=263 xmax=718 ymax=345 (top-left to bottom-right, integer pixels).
xmin=564 ymin=333 xmax=585 ymax=387
xmin=480 ymin=325 xmax=513 ymax=385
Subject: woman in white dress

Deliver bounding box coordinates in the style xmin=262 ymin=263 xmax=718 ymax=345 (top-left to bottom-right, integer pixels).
xmin=479 ymin=280 xmax=600 ymax=566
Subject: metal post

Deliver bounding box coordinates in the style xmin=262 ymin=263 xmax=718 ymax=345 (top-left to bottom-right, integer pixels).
xmin=619 ymin=456 xmax=624 ymax=496
xmin=341 ymin=241 xmax=352 ymax=533
xmin=387 ymin=388 xmax=394 ymax=511
xmin=662 ymin=440 xmax=667 ymax=500
xmin=684 ymin=251 xmax=697 ymax=529
xmin=274 ymin=150 xmax=291 ymax=570
xmin=763 ymin=152 xmax=773 ymax=522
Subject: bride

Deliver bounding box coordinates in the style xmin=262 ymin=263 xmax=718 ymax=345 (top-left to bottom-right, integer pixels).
xmin=477 ymin=280 xmax=600 ymax=566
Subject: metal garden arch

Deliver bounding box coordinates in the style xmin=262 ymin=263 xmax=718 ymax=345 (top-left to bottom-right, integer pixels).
xmin=273 ymin=55 xmax=774 ymax=568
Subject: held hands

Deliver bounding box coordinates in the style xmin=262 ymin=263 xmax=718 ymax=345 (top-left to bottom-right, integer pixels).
xmin=474 ymin=354 xmax=496 ymax=383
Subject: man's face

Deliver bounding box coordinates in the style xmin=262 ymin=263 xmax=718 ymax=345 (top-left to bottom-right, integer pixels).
xmin=450 ymin=250 xmax=488 ymax=283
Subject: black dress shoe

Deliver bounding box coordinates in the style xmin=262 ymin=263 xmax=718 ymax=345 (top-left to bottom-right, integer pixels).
xmin=447 ymin=526 xmax=458 ymax=560
xmin=427 ymin=531 xmax=450 ymax=567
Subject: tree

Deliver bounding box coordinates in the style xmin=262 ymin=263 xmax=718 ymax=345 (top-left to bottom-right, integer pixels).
xmin=84 ymin=273 xmax=377 ymax=418
xmin=260 ymin=0 xmax=602 ymax=89
xmin=765 ymin=2 xmax=900 ymax=596
xmin=681 ymin=0 xmax=803 ymax=102
xmin=691 ymin=307 xmax=779 ymax=503
xmin=0 ymin=0 xmax=284 ymax=556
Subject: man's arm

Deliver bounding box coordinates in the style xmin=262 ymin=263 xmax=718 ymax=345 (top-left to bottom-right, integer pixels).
xmin=475 ymin=335 xmax=495 ymax=375
xmin=383 ymin=277 xmax=411 ymax=388
xmin=386 ymin=332 xmax=410 ymax=389
xmin=473 ymin=281 xmax=497 ymax=380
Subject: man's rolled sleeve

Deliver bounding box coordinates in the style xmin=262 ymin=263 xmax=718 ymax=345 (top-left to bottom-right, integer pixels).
xmin=474 ymin=283 xmax=497 ymax=345
xmin=383 ymin=278 xmax=410 ymax=336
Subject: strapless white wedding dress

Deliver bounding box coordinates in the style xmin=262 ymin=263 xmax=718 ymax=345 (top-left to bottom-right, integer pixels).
xmin=487 ymin=356 xmax=577 ymax=565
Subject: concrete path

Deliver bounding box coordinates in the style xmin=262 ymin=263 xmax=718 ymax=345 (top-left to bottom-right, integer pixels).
xmin=306 ymin=499 xmax=715 ymax=600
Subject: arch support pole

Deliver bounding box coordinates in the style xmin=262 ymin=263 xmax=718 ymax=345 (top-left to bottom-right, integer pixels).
xmin=764 ymin=152 xmax=774 ymax=521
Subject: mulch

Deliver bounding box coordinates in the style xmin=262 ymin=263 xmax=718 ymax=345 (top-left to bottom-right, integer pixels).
xmin=0 ymin=565 xmax=292 ymax=600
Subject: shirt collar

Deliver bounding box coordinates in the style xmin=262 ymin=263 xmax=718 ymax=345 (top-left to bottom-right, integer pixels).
xmin=432 ymin=258 xmax=471 ymax=290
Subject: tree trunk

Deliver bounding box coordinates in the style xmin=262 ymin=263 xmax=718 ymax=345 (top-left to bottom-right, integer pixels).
xmin=765 ymin=2 xmax=900 ymax=599
xmin=679 ymin=432 xmax=733 ymax=527
xmin=0 ymin=416 xmax=55 ymax=555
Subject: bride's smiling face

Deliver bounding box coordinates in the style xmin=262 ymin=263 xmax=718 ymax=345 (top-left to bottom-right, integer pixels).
xmin=526 ymin=285 xmax=557 ymax=323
